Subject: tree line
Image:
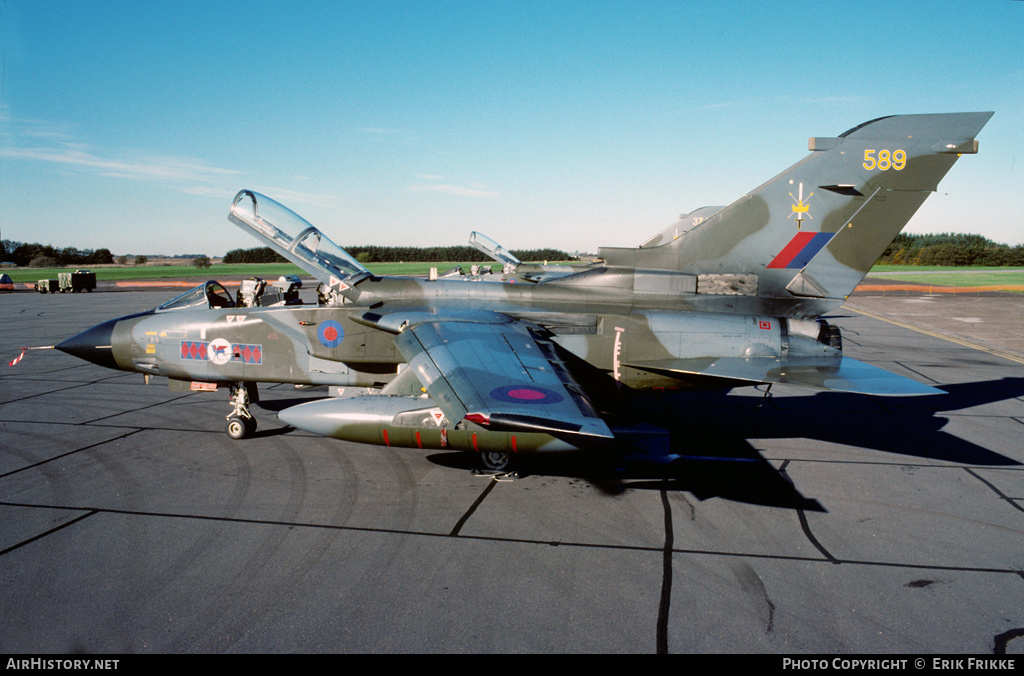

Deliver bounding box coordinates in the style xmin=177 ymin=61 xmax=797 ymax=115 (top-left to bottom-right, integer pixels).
xmin=1 ymin=240 xmax=114 ymax=268
xmin=877 ymin=233 xmax=1024 ymax=267
xmin=1 ymin=240 xmax=214 ymax=268
xmin=10 ymin=233 xmax=1024 ymax=269
xmin=222 ymin=245 xmax=575 ymax=265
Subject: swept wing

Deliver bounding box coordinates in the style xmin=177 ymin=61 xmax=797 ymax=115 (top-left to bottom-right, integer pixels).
xmin=394 ymin=318 xmax=613 ymax=440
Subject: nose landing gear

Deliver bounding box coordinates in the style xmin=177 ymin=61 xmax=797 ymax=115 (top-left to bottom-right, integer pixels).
xmin=226 ymin=382 xmax=259 ymax=439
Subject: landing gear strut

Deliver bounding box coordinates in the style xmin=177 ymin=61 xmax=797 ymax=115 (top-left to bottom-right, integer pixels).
xmin=226 ymin=382 xmax=259 ymax=439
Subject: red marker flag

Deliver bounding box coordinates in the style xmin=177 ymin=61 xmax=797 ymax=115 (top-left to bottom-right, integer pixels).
xmin=9 ymin=348 xmax=27 ymax=367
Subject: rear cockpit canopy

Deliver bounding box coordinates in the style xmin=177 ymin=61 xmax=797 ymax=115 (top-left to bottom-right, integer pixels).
xmin=469 ymin=231 xmax=521 ymax=269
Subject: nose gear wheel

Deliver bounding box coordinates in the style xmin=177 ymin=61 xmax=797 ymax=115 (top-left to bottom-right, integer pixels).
xmin=226 ymin=382 xmax=259 ymax=439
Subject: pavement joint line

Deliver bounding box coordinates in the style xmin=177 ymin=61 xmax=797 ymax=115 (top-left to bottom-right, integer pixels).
xmin=962 ymin=467 xmax=1024 ymax=515
xmin=4 ymin=417 xmax=1021 ymax=468
xmin=82 ymin=392 xmax=196 ymax=424
xmin=778 ymin=460 xmax=838 ymax=563
xmin=0 ymin=499 xmax=1021 ymax=577
xmin=0 ymin=510 xmax=99 ymax=557
xmin=846 ymin=305 xmax=1024 ymax=366
xmin=0 ymin=429 xmax=144 ymax=479
xmin=657 ymin=487 xmax=674 ymax=655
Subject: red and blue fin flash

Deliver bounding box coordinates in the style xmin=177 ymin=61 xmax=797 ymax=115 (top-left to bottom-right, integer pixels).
xmin=766 ymin=232 xmax=835 ymax=269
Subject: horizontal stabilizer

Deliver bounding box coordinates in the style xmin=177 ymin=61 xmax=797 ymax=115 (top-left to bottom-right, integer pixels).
xmin=626 ymin=355 xmax=942 ymax=396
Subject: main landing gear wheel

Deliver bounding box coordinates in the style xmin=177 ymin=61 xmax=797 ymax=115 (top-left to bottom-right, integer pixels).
xmin=481 ymin=451 xmax=511 ymax=471
xmin=226 ymin=414 xmax=257 ymax=440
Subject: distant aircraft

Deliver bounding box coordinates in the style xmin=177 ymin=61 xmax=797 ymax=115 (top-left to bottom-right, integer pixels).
xmin=57 ymin=112 xmax=992 ymax=470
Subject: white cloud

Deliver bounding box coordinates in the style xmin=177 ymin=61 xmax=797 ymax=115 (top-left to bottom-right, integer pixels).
xmin=0 ymin=146 xmax=240 ymax=184
xmin=677 ymin=94 xmax=870 ymax=115
xmin=181 ymin=185 xmax=236 ymax=198
xmin=406 ymin=182 xmax=497 ymax=198
xmin=246 ymin=185 xmax=337 ymax=208
xmin=0 ymin=110 xmax=241 ymax=194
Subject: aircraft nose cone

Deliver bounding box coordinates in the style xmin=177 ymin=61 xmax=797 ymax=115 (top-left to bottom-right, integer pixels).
xmin=56 ymin=318 xmax=119 ymax=370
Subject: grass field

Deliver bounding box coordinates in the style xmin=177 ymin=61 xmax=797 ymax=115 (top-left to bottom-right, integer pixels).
xmin=867 ymin=271 xmax=1024 ymax=287
xmin=1 ymin=261 xmax=534 ymax=283
xmin=3 ymin=263 xmax=306 ymax=283
xmin=6 ymin=262 xmax=1024 ymax=289
xmin=867 ymin=265 xmax=1024 ymax=288
xmin=870 ymin=264 xmax=1024 ymax=272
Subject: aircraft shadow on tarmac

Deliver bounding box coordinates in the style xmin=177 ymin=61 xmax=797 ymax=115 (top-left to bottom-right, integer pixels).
xmin=429 ymin=376 xmax=1024 ymax=510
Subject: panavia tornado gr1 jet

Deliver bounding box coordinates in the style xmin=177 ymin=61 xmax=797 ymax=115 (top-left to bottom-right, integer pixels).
xmin=57 ymin=112 xmax=992 ymax=470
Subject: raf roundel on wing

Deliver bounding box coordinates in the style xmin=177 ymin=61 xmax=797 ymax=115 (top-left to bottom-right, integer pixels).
xmin=489 ymin=385 xmax=564 ymax=405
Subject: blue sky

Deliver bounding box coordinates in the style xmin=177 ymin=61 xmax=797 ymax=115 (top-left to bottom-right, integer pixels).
xmin=1 ymin=0 xmax=1021 ymax=257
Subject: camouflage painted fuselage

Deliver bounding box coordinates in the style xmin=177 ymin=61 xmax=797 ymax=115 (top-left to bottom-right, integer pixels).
xmin=105 ymin=272 xmax=839 ymax=393
xmin=58 ymin=112 xmax=992 ymax=460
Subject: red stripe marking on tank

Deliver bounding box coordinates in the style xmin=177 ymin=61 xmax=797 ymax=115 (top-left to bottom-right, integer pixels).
xmin=382 ymin=429 xmax=390 ymax=446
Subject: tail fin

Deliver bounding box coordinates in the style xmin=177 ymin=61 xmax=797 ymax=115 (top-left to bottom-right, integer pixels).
xmin=600 ymin=112 xmax=992 ymax=302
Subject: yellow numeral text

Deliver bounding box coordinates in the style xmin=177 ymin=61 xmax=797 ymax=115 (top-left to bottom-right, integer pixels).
xmin=864 ymin=149 xmax=907 ymax=171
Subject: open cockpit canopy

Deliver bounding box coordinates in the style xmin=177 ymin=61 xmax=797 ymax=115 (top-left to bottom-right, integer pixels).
xmin=156 ymin=280 xmax=235 ymax=312
xmin=469 ymin=231 xmax=521 ymax=269
xmin=228 ymin=190 xmax=369 ymax=300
